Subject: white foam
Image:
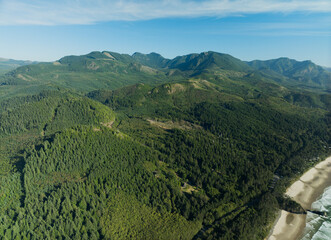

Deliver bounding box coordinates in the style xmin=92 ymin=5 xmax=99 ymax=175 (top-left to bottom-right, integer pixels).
xmin=301 ymin=186 xmax=331 ymax=240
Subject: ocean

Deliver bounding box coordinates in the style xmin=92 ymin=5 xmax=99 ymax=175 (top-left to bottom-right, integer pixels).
xmin=301 ymin=186 xmax=331 ymax=240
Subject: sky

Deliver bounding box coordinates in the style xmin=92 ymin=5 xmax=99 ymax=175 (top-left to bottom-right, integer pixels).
xmin=0 ymin=0 xmax=330 ymax=66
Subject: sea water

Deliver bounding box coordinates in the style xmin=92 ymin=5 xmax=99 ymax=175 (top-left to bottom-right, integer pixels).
xmin=301 ymin=186 xmax=331 ymax=240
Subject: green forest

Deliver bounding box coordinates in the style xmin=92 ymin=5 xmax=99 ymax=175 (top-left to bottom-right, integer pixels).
xmin=0 ymin=51 xmax=330 ymax=239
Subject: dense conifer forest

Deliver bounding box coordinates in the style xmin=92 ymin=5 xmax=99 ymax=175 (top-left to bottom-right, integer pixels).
xmin=0 ymin=51 xmax=330 ymax=239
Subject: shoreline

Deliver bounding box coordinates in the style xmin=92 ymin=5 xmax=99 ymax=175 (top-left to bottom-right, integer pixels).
xmin=268 ymin=156 xmax=331 ymax=240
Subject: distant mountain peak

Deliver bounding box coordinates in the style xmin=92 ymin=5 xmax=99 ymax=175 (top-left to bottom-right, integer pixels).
xmin=166 ymin=51 xmax=251 ymax=73
xmin=247 ymin=57 xmax=330 ymax=90
xmin=132 ymin=52 xmax=169 ymax=69
xmin=0 ymin=57 xmax=37 ymax=75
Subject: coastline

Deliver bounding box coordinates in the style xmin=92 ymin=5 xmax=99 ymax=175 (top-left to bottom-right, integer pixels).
xmin=268 ymin=156 xmax=331 ymax=240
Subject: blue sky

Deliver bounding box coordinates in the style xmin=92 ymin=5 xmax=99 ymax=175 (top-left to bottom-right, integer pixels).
xmin=0 ymin=0 xmax=330 ymax=66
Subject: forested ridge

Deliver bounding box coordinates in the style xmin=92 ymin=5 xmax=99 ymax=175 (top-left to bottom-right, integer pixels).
xmin=0 ymin=51 xmax=330 ymax=239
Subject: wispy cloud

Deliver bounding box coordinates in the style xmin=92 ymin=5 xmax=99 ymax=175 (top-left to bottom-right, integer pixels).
xmin=0 ymin=0 xmax=330 ymax=25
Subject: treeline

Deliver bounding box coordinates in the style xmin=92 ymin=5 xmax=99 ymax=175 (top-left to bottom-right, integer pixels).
xmin=0 ymin=91 xmax=114 ymax=135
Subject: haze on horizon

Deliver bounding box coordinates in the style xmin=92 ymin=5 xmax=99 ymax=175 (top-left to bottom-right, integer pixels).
xmin=0 ymin=0 xmax=330 ymax=67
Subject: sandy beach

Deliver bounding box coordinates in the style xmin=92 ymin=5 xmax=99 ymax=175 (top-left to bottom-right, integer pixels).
xmin=268 ymin=156 xmax=331 ymax=240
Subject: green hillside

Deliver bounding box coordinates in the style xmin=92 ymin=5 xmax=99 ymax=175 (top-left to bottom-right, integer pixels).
xmin=247 ymin=58 xmax=331 ymax=91
xmin=167 ymin=51 xmax=252 ymax=74
xmin=0 ymin=51 xmax=181 ymax=94
xmin=132 ymin=51 xmax=252 ymax=75
xmin=132 ymin=52 xmax=170 ymax=69
xmin=0 ymin=50 xmax=330 ymax=239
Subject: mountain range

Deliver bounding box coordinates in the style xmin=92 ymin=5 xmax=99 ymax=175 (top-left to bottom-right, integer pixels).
xmin=1 ymin=51 xmax=330 ymax=93
xmin=0 ymin=51 xmax=330 ymax=239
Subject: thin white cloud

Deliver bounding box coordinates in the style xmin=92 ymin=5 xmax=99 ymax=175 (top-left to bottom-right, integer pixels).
xmin=0 ymin=0 xmax=330 ymax=25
